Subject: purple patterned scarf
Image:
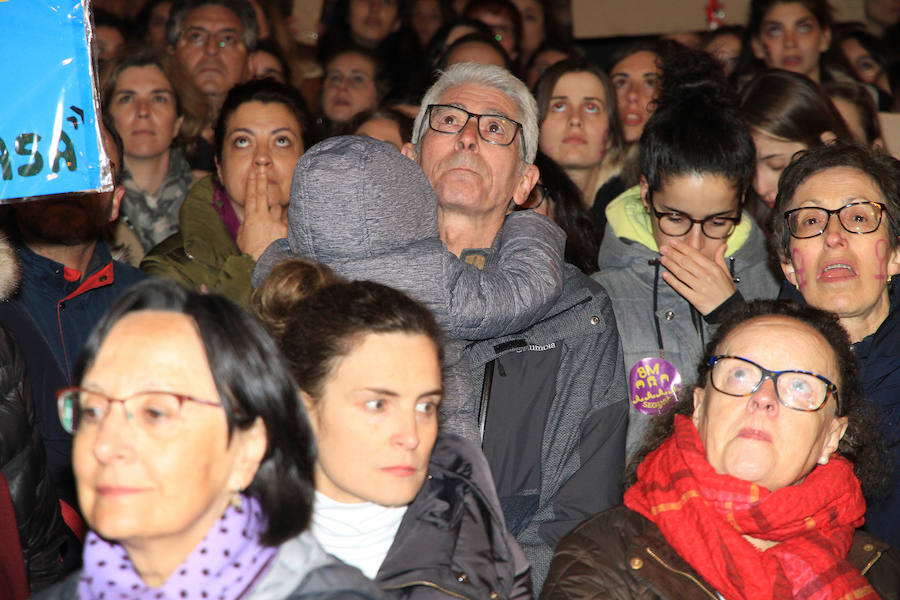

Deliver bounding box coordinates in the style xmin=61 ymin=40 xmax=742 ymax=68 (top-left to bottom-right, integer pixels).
xmin=77 ymin=495 xmax=277 ymax=600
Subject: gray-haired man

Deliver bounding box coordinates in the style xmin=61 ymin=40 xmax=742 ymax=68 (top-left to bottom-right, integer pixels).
xmin=402 ymin=63 xmax=628 ymax=591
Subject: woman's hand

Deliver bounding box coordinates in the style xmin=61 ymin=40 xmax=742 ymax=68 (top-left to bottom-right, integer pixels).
xmin=659 ymin=239 xmax=736 ymax=315
xmin=236 ymin=165 xmax=288 ymax=261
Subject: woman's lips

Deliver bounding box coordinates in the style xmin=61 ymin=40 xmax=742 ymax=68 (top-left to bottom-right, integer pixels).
xmin=622 ymin=111 xmax=644 ymax=125
xmin=737 ymin=428 xmax=773 ymax=442
xmin=380 ymin=466 xmax=416 ymax=477
xmin=818 ymin=262 xmax=857 ymax=281
xmin=96 ymin=485 xmax=147 ymax=496
xmin=562 ymin=135 xmax=586 ymax=144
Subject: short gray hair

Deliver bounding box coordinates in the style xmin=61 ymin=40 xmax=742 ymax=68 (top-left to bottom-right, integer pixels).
xmin=412 ymin=63 xmax=538 ymax=164
xmin=167 ymin=0 xmax=259 ymax=51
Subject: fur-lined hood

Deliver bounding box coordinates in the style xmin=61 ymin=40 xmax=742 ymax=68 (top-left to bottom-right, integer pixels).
xmin=0 ymin=233 xmax=21 ymax=301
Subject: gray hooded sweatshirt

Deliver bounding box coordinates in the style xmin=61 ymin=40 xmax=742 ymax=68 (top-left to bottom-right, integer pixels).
xmin=253 ymin=135 xmax=566 ymax=440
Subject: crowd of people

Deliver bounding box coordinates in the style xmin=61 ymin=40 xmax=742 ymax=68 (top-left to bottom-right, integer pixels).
xmin=1 ymin=0 xmax=900 ymax=598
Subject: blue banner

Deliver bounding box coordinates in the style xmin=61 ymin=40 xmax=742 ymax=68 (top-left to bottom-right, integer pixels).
xmin=0 ymin=0 xmax=110 ymax=202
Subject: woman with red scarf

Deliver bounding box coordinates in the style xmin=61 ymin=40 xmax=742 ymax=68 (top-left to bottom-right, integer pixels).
xmin=541 ymin=299 xmax=900 ymax=599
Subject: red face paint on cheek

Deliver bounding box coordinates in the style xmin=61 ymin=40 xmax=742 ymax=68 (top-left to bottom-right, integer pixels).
xmin=791 ymin=248 xmax=807 ymax=289
xmin=875 ymin=239 xmax=888 ymax=280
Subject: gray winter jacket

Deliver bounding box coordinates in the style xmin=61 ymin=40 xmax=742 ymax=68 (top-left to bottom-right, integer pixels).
xmin=253 ymin=136 xmax=566 ymax=440
xmin=32 ymin=532 xmax=382 ymax=600
xmin=461 ymin=253 xmax=629 ymax=593
xmin=593 ymin=189 xmax=779 ymax=459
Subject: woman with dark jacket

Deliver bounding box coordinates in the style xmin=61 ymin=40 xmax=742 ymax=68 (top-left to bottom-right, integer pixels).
xmin=773 ymin=142 xmax=900 ymax=548
xmin=254 ymin=260 xmax=532 ymax=598
xmin=542 ymin=300 xmax=900 ymax=599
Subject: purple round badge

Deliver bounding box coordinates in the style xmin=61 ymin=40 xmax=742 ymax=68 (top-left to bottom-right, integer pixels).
xmin=629 ymin=357 xmax=681 ymax=415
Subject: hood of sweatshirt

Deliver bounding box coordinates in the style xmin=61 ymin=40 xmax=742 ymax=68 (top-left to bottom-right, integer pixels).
xmin=286 ymin=135 xmax=438 ymax=262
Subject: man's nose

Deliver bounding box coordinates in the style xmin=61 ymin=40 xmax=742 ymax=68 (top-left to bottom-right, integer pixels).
xmin=454 ymin=116 xmax=481 ymax=150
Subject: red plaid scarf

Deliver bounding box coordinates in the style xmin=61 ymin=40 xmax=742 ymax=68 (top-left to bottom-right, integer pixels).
xmin=624 ymin=415 xmax=880 ymax=600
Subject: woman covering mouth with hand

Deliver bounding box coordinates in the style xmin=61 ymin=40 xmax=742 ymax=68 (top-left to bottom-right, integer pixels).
xmin=774 ymin=141 xmax=900 ymax=548
xmin=594 ymin=46 xmax=778 ymax=460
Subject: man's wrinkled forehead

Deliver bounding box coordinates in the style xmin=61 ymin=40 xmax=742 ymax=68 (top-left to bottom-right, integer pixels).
xmin=438 ymin=83 xmax=520 ymax=122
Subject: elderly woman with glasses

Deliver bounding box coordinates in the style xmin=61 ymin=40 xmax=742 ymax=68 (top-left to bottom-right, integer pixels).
xmin=594 ymin=47 xmax=778 ymax=459
xmin=774 ymin=142 xmax=900 ymax=549
xmin=34 ymin=279 xmax=380 ymax=600
xmin=542 ymin=299 xmax=900 ymax=599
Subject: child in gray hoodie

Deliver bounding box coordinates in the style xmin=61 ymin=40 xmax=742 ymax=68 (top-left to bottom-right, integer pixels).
xmin=253 ymin=135 xmax=565 ymax=439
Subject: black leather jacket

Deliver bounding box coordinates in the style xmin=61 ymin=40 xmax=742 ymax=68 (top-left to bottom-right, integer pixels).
xmin=377 ymin=434 xmax=533 ymax=599
xmin=0 ymin=233 xmax=67 ymax=591
xmin=0 ymin=323 xmax=68 ymax=591
xmin=541 ymin=505 xmax=900 ymax=599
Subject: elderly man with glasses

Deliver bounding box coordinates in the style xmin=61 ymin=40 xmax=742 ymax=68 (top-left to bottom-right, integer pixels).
xmin=401 ymin=63 xmax=628 ymax=592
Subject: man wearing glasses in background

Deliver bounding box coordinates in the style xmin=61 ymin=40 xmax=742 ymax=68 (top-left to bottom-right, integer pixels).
xmin=401 ymin=63 xmax=628 ymax=592
xmin=166 ymin=0 xmax=257 ymax=169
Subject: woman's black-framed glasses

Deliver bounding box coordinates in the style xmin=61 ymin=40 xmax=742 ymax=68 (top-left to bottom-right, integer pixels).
xmin=649 ymin=202 xmax=741 ymax=239
xmin=426 ymin=104 xmax=523 ymax=147
xmin=57 ymin=386 xmax=223 ymax=438
xmin=707 ymin=355 xmax=839 ymax=413
xmin=784 ymin=201 xmax=886 ymax=239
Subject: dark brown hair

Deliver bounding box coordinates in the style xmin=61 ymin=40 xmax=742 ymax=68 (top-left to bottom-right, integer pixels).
xmin=740 ymin=69 xmax=852 ymax=149
xmin=253 ymin=259 xmax=443 ymax=403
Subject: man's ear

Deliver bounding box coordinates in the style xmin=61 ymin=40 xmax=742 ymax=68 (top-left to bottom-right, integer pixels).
xmin=400 ymin=142 xmax=418 ymax=161
xmin=108 ymin=185 xmax=125 ymax=223
xmin=511 ymin=163 xmax=540 ymax=207
xmin=820 ymin=130 xmax=837 ymax=145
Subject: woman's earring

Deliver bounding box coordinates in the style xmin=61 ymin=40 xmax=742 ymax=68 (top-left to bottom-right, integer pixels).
xmin=818 ymin=455 xmax=830 ymax=466
xmin=230 ymin=490 xmax=244 ymax=511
